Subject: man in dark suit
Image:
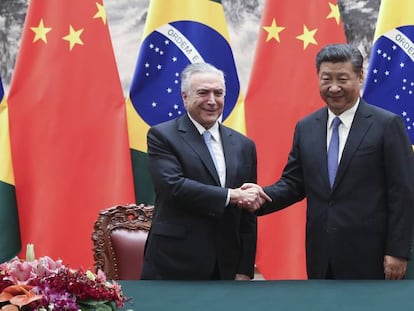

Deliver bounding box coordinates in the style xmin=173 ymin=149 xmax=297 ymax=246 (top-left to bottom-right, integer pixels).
xmin=242 ymin=44 xmax=414 ymax=280
xmin=141 ymin=62 xmax=266 ymax=280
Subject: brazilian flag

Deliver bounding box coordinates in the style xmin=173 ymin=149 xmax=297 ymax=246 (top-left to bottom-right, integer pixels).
xmin=362 ymin=0 xmax=414 ymax=278
xmin=126 ymin=0 xmax=245 ymax=204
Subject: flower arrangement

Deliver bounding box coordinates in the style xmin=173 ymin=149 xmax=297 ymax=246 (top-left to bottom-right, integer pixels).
xmin=0 ymin=245 xmax=127 ymax=311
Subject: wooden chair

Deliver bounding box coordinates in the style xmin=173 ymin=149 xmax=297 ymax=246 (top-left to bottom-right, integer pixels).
xmin=92 ymin=203 xmax=154 ymax=280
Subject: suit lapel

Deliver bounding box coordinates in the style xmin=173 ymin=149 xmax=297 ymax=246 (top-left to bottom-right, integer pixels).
xmin=313 ymin=109 xmax=332 ymax=190
xmin=220 ymin=125 xmax=236 ymax=187
xmin=177 ymin=115 xmax=221 ymax=185
xmin=333 ymin=101 xmax=373 ymax=190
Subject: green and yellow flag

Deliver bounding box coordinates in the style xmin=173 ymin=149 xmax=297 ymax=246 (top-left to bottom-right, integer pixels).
xmin=362 ymin=0 xmax=414 ymax=278
xmin=0 ymin=77 xmax=21 ymax=263
xmin=126 ymin=0 xmax=245 ymax=204
xmin=363 ymin=0 xmax=414 ymax=144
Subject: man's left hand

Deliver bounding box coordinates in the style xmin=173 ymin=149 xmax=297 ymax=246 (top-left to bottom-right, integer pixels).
xmin=235 ymin=274 xmax=251 ymax=281
xmin=384 ymin=255 xmax=407 ymax=280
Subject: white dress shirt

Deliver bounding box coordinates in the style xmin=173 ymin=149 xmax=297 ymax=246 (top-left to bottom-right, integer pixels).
xmin=187 ymin=115 xmax=226 ymax=187
xmin=327 ymin=99 xmax=359 ymax=164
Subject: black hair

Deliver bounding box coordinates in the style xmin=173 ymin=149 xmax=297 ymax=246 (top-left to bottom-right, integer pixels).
xmin=316 ymin=43 xmax=363 ymax=74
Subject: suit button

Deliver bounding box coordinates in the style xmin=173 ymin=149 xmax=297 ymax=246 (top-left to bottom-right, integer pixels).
xmin=328 ymin=201 xmax=334 ymax=207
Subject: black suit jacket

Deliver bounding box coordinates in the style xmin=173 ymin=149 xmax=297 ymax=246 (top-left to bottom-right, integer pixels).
xmin=259 ymin=99 xmax=414 ymax=279
xmin=141 ymin=114 xmax=257 ymax=280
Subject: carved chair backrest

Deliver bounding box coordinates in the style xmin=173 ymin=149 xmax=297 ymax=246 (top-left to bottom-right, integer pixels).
xmin=92 ymin=203 xmax=154 ymax=280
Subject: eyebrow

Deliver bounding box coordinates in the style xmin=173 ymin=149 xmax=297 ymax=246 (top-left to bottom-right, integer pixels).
xmin=195 ymin=87 xmax=224 ymax=91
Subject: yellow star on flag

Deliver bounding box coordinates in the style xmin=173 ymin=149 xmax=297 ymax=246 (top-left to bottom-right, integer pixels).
xmin=93 ymin=2 xmax=107 ymax=25
xmin=30 ymin=19 xmax=52 ymax=43
xmin=327 ymin=2 xmax=341 ymax=24
xmin=62 ymin=25 xmax=84 ymax=50
xmin=296 ymin=25 xmax=318 ymax=50
xmin=263 ymin=18 xmax=285 ymax=43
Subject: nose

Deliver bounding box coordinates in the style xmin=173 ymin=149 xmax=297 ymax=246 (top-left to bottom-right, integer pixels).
xmin=329 ymin=83 xmax=341 ymax=93
xmin=206 ymin=91 xmax=216 ymax=103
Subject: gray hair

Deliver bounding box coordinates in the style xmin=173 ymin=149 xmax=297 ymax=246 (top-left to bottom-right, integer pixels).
xmin=180 ymin=62 xmax=226 ymax=94
xmin=316 ymin=44 xmax=363 ymax=74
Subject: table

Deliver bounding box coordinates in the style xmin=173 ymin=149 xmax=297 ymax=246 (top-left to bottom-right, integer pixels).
xmin=119 ymin=280 xmax=414 ymax=311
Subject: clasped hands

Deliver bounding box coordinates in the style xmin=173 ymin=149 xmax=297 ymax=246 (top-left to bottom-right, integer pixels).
xmin=230 ymin=183 xmax=271 ymax=213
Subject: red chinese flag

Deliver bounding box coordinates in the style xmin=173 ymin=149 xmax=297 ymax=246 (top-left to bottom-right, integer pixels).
xmin=245 ymin=0 xmax=346 ymax=279
xmin=7 ymin=0 xmax=135 ymax=268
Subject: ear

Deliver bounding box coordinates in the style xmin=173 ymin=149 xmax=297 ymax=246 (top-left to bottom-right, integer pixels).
xmin=182 ymin=91 xmax=187 ymax=100
xmin=182 ymin=92 xmax=188 ymax=109
xmin=358 ymin=70 xmax=364 ymax=85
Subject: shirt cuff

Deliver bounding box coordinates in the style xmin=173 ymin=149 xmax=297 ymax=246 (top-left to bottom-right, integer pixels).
xmin=225 ymin=189 xmax=230 ymax=206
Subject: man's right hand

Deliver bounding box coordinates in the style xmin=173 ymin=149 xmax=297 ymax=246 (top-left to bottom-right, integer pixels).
xmin=229 ymin=184 xmax=272 ymax=213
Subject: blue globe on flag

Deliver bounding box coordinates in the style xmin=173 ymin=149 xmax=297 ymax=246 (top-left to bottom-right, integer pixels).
xmin=363 ymin=25 xmax=414 ymax=143
xmin=130 ymin=20 xmax=240 ymax=126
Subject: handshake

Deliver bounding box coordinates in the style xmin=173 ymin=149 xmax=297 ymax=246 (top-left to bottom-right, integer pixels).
xmin=229 ymin=183 xmax=272 ymax=213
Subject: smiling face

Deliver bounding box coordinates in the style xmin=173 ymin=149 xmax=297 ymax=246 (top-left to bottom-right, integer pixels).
xmin=182 ymin=71 xmax=225 ymax=129
xmin=318 ymin=61 xmax=363 ymax=115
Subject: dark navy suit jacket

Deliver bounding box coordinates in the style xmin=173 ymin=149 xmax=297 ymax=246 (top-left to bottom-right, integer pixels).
xmin=259 ymin=99 xmax=414 ymax=279
xmin=141 ymin=114 xmax=257 ymax=280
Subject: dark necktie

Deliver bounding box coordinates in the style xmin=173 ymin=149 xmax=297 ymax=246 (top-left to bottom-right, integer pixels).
xmin=203 ymin=130 xmax=219 ymax=172
xmin=327 ymin=117 xmax=341 ymax=188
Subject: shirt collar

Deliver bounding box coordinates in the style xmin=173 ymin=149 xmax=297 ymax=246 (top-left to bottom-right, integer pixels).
xmin=328 ymin=98 xmax=360 ymax=129
xmin=187 ymin=113 xmax=220 ymax=140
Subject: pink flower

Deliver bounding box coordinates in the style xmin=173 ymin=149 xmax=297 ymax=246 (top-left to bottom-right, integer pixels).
xmin=33 ymin=256 xmax=62 ymax=278
xmin=110 ymin=281 xmax=126 ymax=308
xmin=96 ymin=269 xmax=107 ymax=282
xmin=4 ymin=261 xmax=36 ymax=285
xmin=0 ymin=248 xmax=127 ymax=311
